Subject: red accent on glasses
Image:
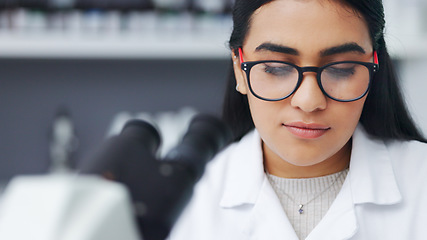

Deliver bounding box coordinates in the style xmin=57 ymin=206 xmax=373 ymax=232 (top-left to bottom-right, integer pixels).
xmin=374 ymin=51 xmax=379 ymax=65
xmin=239 ymin=48 xmax=244 ymax=64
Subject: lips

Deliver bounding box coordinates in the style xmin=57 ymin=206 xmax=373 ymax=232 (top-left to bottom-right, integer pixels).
xmin=283 ymin=122 xmax=330 ymax=139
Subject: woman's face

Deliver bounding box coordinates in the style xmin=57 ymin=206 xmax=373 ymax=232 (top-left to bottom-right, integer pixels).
xmin=233 ymin=0 xmax=374 ymax=177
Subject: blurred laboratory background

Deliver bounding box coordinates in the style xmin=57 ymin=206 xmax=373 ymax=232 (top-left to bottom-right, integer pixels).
xmin=0 ymin=0 xmax=426 ymax=181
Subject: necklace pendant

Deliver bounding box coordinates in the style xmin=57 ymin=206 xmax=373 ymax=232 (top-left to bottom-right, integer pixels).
xmin=298 ymin=204 xmax=304 ymax=214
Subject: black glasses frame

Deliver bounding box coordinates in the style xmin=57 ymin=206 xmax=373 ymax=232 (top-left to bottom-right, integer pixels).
xmin=241 ymin=60 xmax=379 ymax=102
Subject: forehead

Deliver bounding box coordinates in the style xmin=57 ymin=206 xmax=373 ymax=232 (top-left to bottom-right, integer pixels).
xmin=245 ymin=0 xmax=372 ymax=54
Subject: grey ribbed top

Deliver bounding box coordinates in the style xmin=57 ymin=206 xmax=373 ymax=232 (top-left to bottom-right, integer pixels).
xmin=266 ymin=168 xmax=349 ymax=240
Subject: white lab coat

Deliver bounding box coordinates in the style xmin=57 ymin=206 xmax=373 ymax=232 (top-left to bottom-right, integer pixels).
xmin=168 ymin=125 xmax=427 ymax=240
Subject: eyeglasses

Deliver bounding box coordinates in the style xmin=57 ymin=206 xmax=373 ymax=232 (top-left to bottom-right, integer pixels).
xmin=238 ymin=48 xmax=379 ymax=102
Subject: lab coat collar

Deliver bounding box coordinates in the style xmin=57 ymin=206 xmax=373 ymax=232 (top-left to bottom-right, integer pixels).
xmin=219 ymin=125 xmax=402 ymax=207
xmin=218 ymin=125 xmax=402 ymax=239
xmin=306 ymin=174 xmax=358 ymax=240
xmin=349 ymin=125 xmax=402 ymax=205
xmin=240 ymin=177 xmax=300 ymax=239
xmin=219 ymin=130 xmax=299 ymax=239
xmin=219 ymin=130 xmax=265 ymax=208
xmin=308 ymin=126 xmax=402 ymax=239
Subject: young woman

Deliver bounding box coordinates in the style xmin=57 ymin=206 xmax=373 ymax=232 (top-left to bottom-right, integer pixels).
xmin=169 ymin=0 xmax=427 ymax=239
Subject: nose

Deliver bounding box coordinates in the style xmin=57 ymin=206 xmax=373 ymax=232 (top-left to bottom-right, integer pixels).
xmin=290 ymin=73 xmax=327 ymax=112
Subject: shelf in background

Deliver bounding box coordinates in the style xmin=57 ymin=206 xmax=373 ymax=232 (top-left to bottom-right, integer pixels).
xmin=0 ymin=31 xmax=232 ymax=59
xmin=0 ymin=8 xmax=233 ymax=59
xmin=0 ymin=6 xmax=425 ymax=60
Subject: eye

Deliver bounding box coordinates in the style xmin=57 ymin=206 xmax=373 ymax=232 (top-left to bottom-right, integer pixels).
xmin=324 ymin=64 xmax=356 ymax=78
xmin=262 ymin=63 xmax=295 ymax=76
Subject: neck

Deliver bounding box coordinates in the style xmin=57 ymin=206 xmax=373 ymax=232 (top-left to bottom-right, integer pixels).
xmin=264 ymin=141 xmax=351 ymax=178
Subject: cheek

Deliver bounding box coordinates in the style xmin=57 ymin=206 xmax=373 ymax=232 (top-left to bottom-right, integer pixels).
xmin=247 ymin=96 xmax=287 ymax=145
xmin=247 ymin=96 xmax=280 ymax=128
xmin=334 ymin=100 xmax=366 ymax=129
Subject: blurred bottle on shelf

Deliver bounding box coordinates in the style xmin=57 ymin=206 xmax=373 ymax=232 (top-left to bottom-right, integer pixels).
xmin=150 ymin=0 xmax=192 ymax=35
xmin=123 ymin=10 xmax=157 ymax=35
xmin=190 ymin=0 xmax=233 ymax=37
xmin=49 ymin=107 xmax=79 ymax=173
xmin=192 ymin=0 xmax=226 ymax=14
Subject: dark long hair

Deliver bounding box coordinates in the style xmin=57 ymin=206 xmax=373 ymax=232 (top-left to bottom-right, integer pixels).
xmin=222 ymin=0 xmax=426 ymax=143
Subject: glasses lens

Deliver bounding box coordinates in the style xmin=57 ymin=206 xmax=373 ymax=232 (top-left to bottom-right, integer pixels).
xmin=320 ymin=63 xmax=370 ymax=101
xmin=249 ymin=62 xmax=299 ymax=100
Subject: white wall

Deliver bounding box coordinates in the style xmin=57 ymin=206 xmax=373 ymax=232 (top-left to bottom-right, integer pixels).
xmin=384 ymin=0 xmax=427 ymax=136
xmin=400 ymin=59 xmax=427 ymax=136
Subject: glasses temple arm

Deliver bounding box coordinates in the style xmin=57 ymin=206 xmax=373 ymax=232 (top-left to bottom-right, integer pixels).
xmin=374 ymin=51 xmax=379 ymax=66
xmin=239 ymin=48 xmax=244 ymax=64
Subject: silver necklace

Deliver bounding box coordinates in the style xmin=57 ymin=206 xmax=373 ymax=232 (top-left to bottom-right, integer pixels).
xmin=266 ymin=170 xmax=346 ymax=214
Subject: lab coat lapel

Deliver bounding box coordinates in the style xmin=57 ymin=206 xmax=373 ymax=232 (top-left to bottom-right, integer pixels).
xmin=307 ymin=125 xmax=402 ymax=240
xmin=241 ymin=178 xmax=299 ymax=240
xmin=219 ymin=126 xmax=402 ymax=240
xmin=219 ymin=130 xmax=298 ymax=239
xmin=306 ymin=177 xmax=357 ymax=240
xmin=349 ymin=125 xmax=402 ymax=205
xmin=219 ymin=130 xmax=265 ymax=207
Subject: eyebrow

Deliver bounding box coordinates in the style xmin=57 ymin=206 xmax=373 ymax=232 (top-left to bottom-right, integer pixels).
xmin=320 ymin=42 xmax=366 ymax=56
xmin=254 ymin=42 xmax=366 ymax=57
xmin=255 ymin=43 xmax=299 ymax=55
